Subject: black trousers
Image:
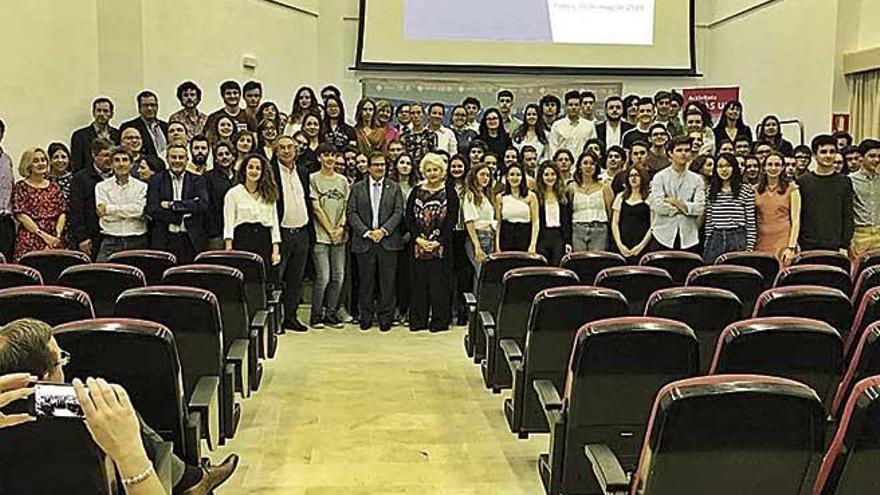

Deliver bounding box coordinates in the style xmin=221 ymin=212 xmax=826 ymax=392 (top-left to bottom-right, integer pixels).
xmin=538 ymin=227 xmax=566 ymax=267
xmin=355 ymin=245 xmax=397 ymax=327
xmin=410 ymin=257 xmax=452 ymax=331
xmin=396 ymin=245 xmax=412 ymax=317
xmin=232 ymin=223 xmax=273 ymax=277
xmin=451 ymin=230 xmax=473 ymax=318
xmin=166 ymin=232 xmax=196 ymax=264
xmin=278 ymin=226 xmax=310 ymax=322
xmin=0 ymin=215 xmax=15 ymax=262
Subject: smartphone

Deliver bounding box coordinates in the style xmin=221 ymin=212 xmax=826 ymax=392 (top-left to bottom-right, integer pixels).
xmin=30 ymin=382 xmax=85 ymax=420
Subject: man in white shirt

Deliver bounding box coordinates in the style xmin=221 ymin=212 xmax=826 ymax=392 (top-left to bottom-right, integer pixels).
xmin=271 ymin=136 xmax=313 ymax=332
xmin=649 ymin=135 xmax=705 ymax=252
xmin=548 ymin=90 xmax=597 ymax=158
xmin=580 ymin=91 xmax=597 ymax=124
xmin=94 ymin=147 xmax=148 ymax=261
xmin=426 ymin=102 xmax=458 ymax=157
xmin=462 ymin=97 xmax=481 ymax=132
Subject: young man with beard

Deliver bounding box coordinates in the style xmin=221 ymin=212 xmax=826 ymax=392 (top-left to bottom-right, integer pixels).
xmin=204 ymin=140 xmax=237 ymax=250
xmin=645 ymin=123 xmax=671 ymax=177
xmin=242 ymin=80 xmax=263 ymax=123
xmin=186 ymin=135 xmax=210 ymax=176
xmin=204 ymin=81 xmax=257 ymax=143
xmin=70 ymin=97 xmax=121 ymax=172
xmin=595 ymin=95 xmax=634 ymax=150
xmin=169 ymin=81 xmax=207 ymax=138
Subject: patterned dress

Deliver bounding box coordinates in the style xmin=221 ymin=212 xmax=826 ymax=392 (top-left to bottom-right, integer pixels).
xmin=12 ymin=180 xmax=65 ymax=261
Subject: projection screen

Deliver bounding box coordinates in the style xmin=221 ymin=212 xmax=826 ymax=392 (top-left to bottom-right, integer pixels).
xmin=356 ymin=0 xmax=696 ymax=75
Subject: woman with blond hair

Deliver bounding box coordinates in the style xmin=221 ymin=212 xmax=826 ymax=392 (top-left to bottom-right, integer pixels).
xmin=12 ymin=147 xmax=66 ymax=260
xmin=405 ymin=153 xmax=460 ymax=332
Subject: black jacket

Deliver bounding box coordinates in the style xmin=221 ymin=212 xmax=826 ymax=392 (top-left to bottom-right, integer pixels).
xmin=121 ymin=117 xmax=169 ymax=157
xmin=203 ymin=168 xmax=235 ymax=239
xmin=595 ymin=121 xmax=634 ymax=148
xmin=70 ymin=124 xmax=120 ymax=172
xmin=537 ymin=196 xmax=573 ymax=246
xmin=146 ymin=170 xmax=208 ymax=251
xmin=68 ymin=166 xmax=105 ymax=247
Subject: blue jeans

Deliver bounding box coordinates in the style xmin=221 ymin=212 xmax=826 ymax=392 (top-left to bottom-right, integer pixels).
xmin=465 ymin=228 xmax=494 ymax=287
xmin=703 ymin=226 xmax=747 ymax=264
xmin=311 ymin=243 xmax=346 ymax=315
xmin=572 ymin=222 xmax=609 ymax=251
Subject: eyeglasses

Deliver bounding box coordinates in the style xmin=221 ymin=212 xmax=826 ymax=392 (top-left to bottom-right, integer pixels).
xmin=56 ymin=349 xmax=70 ymax=368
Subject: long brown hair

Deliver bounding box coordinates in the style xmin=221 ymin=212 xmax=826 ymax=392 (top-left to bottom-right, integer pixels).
xmin=464 ymin=163 xmax=494 ymax=208
xmin=536 ymin=161 xmax=568 ymax=205
xmin=236 ymin=153 xmax=278 ymax=203
xmin=623 ymin=165 xmax=649 ymax=201
xmin=756 ymin=151 xmax=791 ymax=195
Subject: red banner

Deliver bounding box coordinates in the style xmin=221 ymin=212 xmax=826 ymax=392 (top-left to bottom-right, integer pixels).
xmin=681 ymin=87 xmax=741 ymax=122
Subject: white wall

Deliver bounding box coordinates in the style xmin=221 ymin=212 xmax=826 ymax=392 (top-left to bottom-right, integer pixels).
xmin=859 ymin=0 xmax=880 ymax=49
xmin=0 ymin=0 xmax=319 ymax=161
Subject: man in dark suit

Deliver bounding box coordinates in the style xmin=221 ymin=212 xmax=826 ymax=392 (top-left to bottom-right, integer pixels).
xmin=69 ymin=138 xmax=114 ymax=260
xmin=121 ymin=90 xmax=169 ymax=158
xmin=146 ymin=144 xmax=208 ymax=264
xmin=595 ymin=95 xmax=634 ymax=150
xmin=346 ymin=152 xmax=404 ymax=332
xmin=271 ymin=136 xmax=313 ymax=332
xmin=70 ymin=97 xmax=121 ymax=172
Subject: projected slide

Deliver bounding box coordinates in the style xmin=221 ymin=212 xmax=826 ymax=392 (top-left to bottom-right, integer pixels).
xmin=405 ymin=0 xmax=655 ymax=45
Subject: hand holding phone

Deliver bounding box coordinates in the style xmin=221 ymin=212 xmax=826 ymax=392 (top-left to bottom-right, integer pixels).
xmin=31 ymin=382 xmax=85 ymax=419
xmin=0 ymin=373 xmax=37 ymax=428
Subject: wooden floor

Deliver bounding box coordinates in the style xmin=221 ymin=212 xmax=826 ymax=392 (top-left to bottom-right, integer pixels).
xmin=212 ymin=317 xmax=547 ymax=494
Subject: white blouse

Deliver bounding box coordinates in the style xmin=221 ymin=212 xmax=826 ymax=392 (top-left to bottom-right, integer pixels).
xmin=462 ymin=192 xmax=496 ymax=231
xmin=223 ymin=184 xmax=282 ymax=243
xmin=501 ymin=195 xmax=531 ymax=224
xmin=572 ymin=187 xmax=608 ymax=223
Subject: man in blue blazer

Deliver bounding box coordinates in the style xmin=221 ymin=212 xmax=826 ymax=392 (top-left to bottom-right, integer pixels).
xmin=346 ymin=152 xmax=404 ymax=332
xmin=146 ymin=144 xmax=208 ymax=263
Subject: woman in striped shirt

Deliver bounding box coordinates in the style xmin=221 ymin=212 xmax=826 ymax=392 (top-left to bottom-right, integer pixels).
xmin=702 ymin=152 xmax=757 ymax=263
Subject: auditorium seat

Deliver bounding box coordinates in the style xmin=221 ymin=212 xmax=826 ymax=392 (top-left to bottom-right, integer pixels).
xmin=830 ymin=321 xmax=880 ymax=419
xmin=115 ymin=286 xmax=231 ymax=446
xmin=793 ymin=249 xmax=852 ymax=273
xmin=595 ymin=266 xmax=674 ymax=315
xmin=639 ymin=250 xmax=703 ymax=285
xmin=0 ymin=286 xmax=94 ymax=326
xmin=586 ymin=375 xmax=826 ymax=495
xmin=58 ymin=263 xmax=146 ymax=317
xmin=815 ymin=376 xmax=880 ymax=495
xmin=163 ymin=264 xmax=263 ymax=396
xmin=851 ymin=265 xmax=880 ymax=307
xmin=853 ymin=249 xmax=880 ymax=282
xmin=54 ymin=318 xmax=204 ymax=465
xmin=716 ymin=250 xmax=780 ymax=290
xmin=845 ymin=286 xmax=880 ymax=360
xmin=709 ymin=317 xmax=844 ymax=404
xmin=108 ymin=249 xmax=177 ymax=286
xmin=0 ymin=412 xmax=114 ymax=494
xmin=775 ymin=264 xmax=853 ymax=295
xmin=644 ymin=286 xmax=742 ymax=374
xmin=195 ymin=250 xmax=279 ymax=358
xmin=463 ymin=251 xmax=546 ymax=362
xmin=754 ymin=285 xmax=852 ymax=340
xmin=686 ymin=264 xmax=764 ymax=317
xmin=536 ymin=317 xmax=698 ymax=495
xmin=0 ymin=252 xmax=4 ymax=263
xmin=481 ymin=266 xmax=577 ymax=392
xmin=0 ymin=264 xmax=43 ymax=289
xmin=559 ymin=250 xmax=625 ymax=285
xmin=503 ymin=286 xmax=627 ymax=437
xmin=19 ymin=249 xmax=90 ymax=284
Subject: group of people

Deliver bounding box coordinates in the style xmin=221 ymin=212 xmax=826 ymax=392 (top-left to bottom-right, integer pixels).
xmin=1 ymin=81 xmax=879 ymax=334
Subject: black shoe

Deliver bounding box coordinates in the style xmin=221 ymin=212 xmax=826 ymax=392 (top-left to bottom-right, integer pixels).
xmin=324 ymin=311 xmax=344 ymax=329
xmin=429 ymin=326 xmax=449 ymax=333
xmin=455 ymin=313 xmax=468 ymax=326
xmin=284 ymin=318 xmax=307 ymax=332
xmin=359 ymin=320 xmax=372 ymax=331
xmin=309 ymin=314 xmax=324 ymax=329
xmin=379 ymin=323 xmax=392 ymax=332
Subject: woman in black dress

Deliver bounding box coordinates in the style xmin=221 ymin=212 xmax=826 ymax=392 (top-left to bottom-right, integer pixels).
xmin=610 ymin=165 xmax=652 ymax=264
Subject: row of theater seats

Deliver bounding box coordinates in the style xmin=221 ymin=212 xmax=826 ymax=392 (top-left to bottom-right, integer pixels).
xmin=0 ymin=249 xmax=284 ymax=478
xmin=461 ymin=250 xmax=880 ymax=495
